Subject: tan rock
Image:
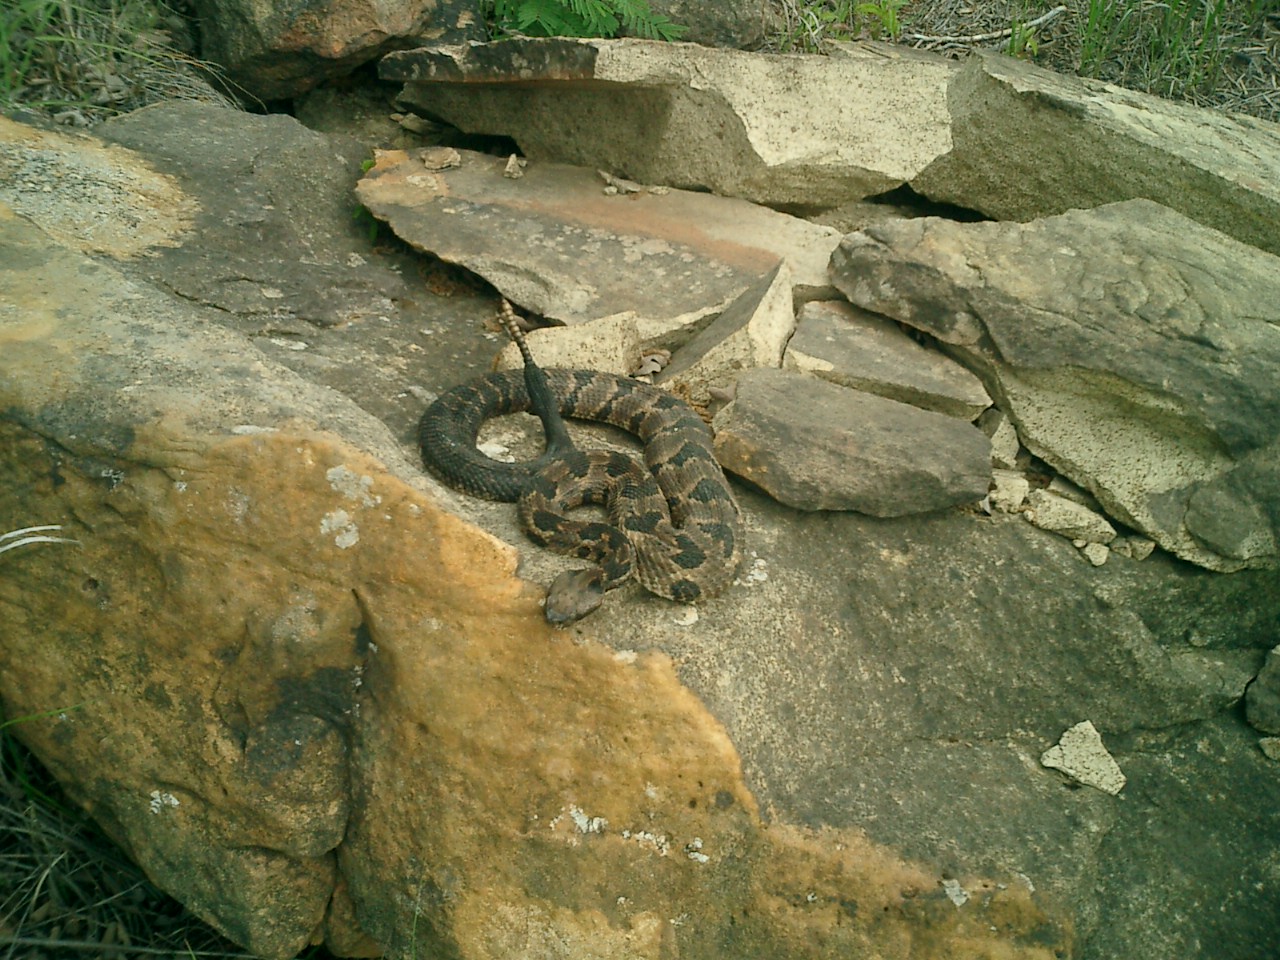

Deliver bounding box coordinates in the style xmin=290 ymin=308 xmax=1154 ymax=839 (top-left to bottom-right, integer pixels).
xmin=356 ymin=147 xmax=841 ymax=325
xmin=382 ymin=38 xmax=957 ymax=208
xmin=914 ymin=51 xmax=1280 ymax=257
xmin=0 ymin=203 xmax=1066 ymax=960
xmin=0 ymin=116 xmax=195 ymax=257
xmin=783 ymin=299 xmax=990 ymax=419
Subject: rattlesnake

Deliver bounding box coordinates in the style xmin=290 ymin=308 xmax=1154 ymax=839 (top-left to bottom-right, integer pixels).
xmin=418 ymin=304 xmax=743 ymax=624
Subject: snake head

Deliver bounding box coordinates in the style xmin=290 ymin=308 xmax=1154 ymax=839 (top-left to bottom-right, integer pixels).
xmin=544 ymin=568 xmax=606 ymax=625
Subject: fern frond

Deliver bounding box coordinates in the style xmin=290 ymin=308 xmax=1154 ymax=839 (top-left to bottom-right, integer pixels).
xmin=487 ymin=0 xmax=686 ymax=41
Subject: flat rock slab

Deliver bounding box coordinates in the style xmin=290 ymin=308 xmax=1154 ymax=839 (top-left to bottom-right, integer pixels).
xmin=381 ymin=38 xmax=956 ymax=207
xmin=784 ymin=300 xmax=990 ymax=420
xmin=356 ymin=146 xmax=841 ymax=325
xmin=713 ymin=368 xmax=991 ymax=515
xmin=382 ymin=39 xmax=1280 ymax=259
xmin=830 ymin=199 xmax=1280 ymax=572
xmin=914 ymin=52 xmax=1280 ymax=258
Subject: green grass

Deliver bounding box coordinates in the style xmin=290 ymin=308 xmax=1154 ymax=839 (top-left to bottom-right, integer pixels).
xmin=483 ymin=0 xmax=687 ymax=40
xmin=774 ymin=0 xmax=910 ymax=50
xmin=1079 ymin=0 xmax=1233 ymax=97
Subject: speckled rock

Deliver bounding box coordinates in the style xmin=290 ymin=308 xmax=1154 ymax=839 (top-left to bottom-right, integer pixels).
xmin=1041 ymin=722 xmax=1126 ymax=795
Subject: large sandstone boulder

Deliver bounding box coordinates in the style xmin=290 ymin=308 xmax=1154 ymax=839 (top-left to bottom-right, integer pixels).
xmin=912 ymin=52 xmax=1280 ymax=258
xmin=2 ymin=100 xmax=1279 ymax=960
xmin=189 ymin=0 xmax=484 ymax=100
xmin=381 ymin=37 xmax=957 ymax=207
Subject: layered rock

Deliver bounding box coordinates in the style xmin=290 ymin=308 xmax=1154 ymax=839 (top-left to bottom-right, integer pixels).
xmin=355 ymin=146 xmax=841 ymax=325
xmin=830 ymin=200 xmax=1280 ymax=572
xmin=783 ymin=299 xmax=990 ymax=420
xmin=381 ymin=37 xmax=957 ymax=207
xmin=3 ymin=89 xmax=1280 ymax=960
xmin=381 ymin=38 xmax=1280 ymax=257
xmin=914 ymin=52 xmax=1280 ymax=258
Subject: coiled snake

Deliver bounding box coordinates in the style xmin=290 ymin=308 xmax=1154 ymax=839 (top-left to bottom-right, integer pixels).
xmin=419 ymin=303 xmax=743 ymax=624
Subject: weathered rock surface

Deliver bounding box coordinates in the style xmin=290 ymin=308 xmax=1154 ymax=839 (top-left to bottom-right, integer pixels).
xmin=2 ymin=106 xmax=1068 ymax=960
xmin=913 ymin=51 xmax=1280 ymax=258
xmin=830 ymin=200 xmax=1280 ymax=573
xmin=1040 ymin=721 xmax=1126 ymax=796
xmin=1246 ymin=646 xmax=1280 ymax=736
xmin=1024 ymin=490 xmax=1116 ymax=546
xmin=355 ymin=145 xmax=841 ymax=325
xmin=381 ymin=37 xmax=957 ymax=207
xmin=381 ymin=38 xmax=1280 ymax=258
xmin=4 ymin=102 xmax=1280 ymax=960
xmin=712 ymin=368 xmax=991 ymax=515
xmin=784 ymin=299 xmax=990 ymax=420
xmin=190 ymin=0 xmax=484 ymax=100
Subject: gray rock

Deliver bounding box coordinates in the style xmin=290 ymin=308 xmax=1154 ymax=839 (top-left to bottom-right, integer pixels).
xmin=978 ymin=408 xmax=1021 ymax=469
xmin=712 ymin=368 xmax=991 ymax=515
xmin=355 ymin=146 xmax=841 ymax=325
xmin=1025 ymin=489 xmax=1116 ymax=544
xmin=5 ymin=102 xmax=1280 ymax=960
xmin=657 ymin=262 xmax=794 ymax=403
xmin=783 ymin=300 xmax=990 ymax=419
xmin=381 ymin=37 xmax=957 ymax=206
xmin=913 ymin=52 xmax=1280 ymax=258
xmin=1246 ymin=646 xmax=1280 ymax=736
xmin=830 ymin=199 xmax=1280 ymax=572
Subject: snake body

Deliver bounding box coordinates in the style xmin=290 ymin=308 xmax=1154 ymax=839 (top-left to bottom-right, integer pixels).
xmin=419 ymin=362 xmax=743 ymax=623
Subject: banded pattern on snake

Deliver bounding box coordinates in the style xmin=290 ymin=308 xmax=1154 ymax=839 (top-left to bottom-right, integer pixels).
xmin=418 ymin=306 xmax=743 ymax=623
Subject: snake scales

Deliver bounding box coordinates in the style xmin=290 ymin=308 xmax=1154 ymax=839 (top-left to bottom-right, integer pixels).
xmin=419 ymin=307 xmax=743 ymax=624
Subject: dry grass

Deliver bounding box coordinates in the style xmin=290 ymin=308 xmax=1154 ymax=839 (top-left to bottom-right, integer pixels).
xmin=773 ymin=0 xmax=1280 ymax=123
xmin=0 ymin=726 xmax=271 ymax=960
xmin=0 ymin=0 xmax=239 ymax=126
